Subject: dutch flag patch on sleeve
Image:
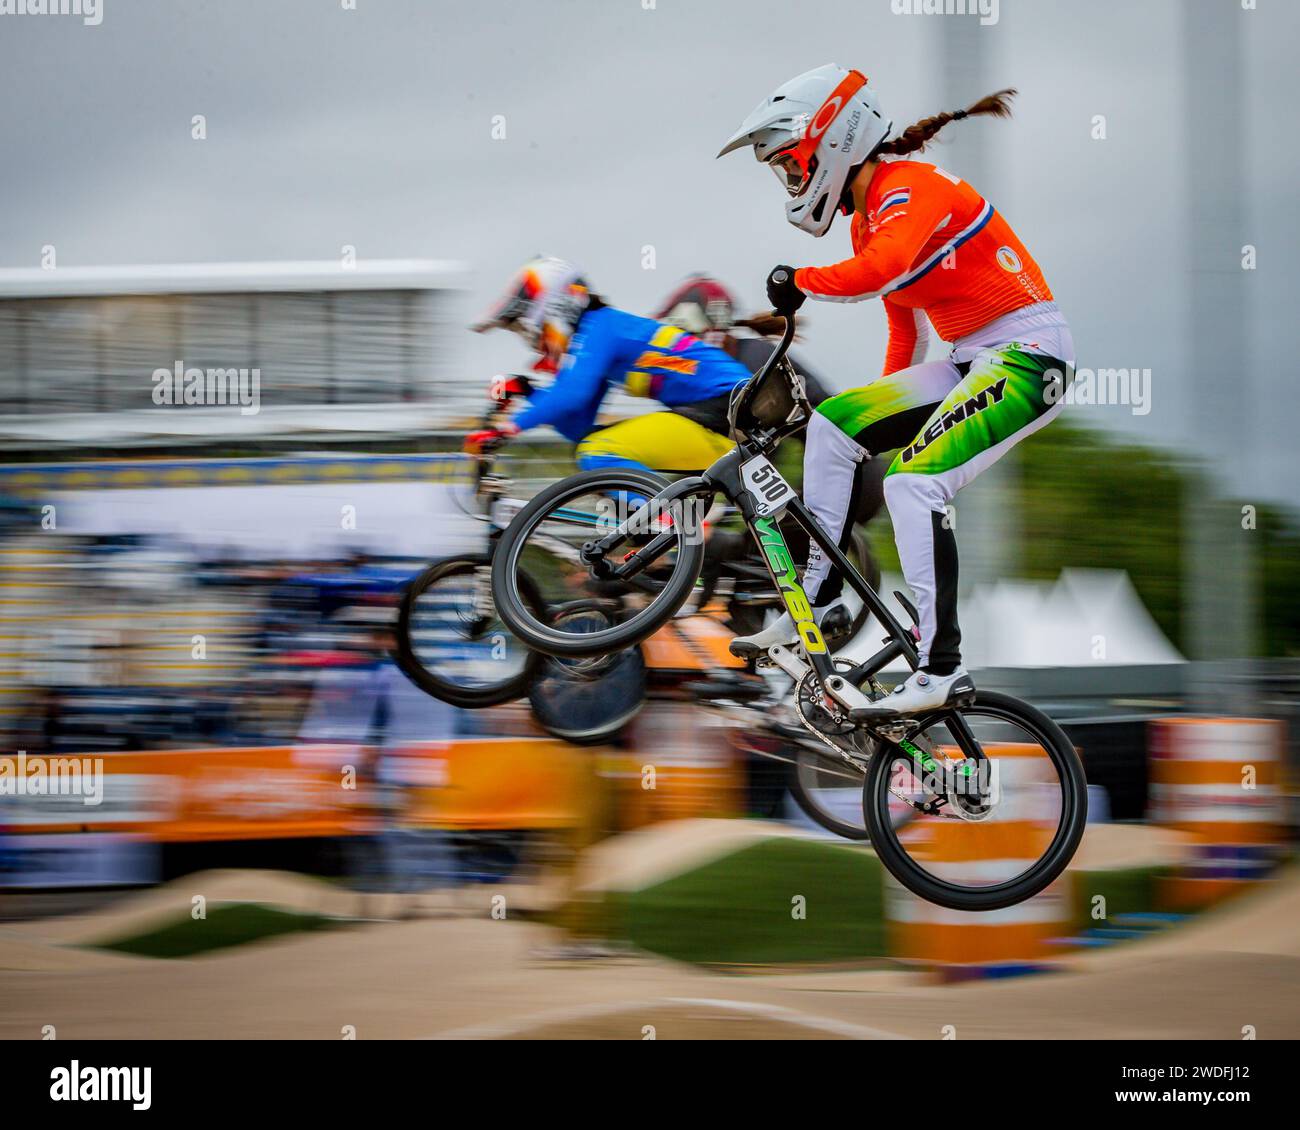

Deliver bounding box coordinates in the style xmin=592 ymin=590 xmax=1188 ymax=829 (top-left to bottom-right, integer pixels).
xmin=877 ymin=187 xmax=912 ymax=216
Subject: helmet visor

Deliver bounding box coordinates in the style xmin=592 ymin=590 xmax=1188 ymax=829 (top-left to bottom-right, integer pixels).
xmin=767 ymin=150 xmax=810 ymax=198
xmin=470 ymin=264 xmax=547 ymax=336
xmin=470 ymin=288 xmax=532 ymax=334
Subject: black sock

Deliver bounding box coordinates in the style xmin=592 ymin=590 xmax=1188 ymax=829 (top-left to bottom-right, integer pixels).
xmin=923 ymin=663 xmax=957 ymax=677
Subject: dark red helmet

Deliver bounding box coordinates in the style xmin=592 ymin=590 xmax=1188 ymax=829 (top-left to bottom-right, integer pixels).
xmin=652 ymin=274 xmax=739 ymax=335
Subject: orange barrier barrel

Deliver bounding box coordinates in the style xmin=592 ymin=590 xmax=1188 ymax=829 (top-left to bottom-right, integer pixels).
xmin=610 ymin=701 xmax=741 ymax=828
xmin=641 ymin=614 xmax=747 ymax=676
xmin=885 ymin=742 xmax=1073 ymax=982
xmin=1148 ymin=717 xmax=1284 ymax=909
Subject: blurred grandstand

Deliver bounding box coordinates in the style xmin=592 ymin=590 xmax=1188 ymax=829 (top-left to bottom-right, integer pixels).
xmin=0 ymin=259 xmax=472 ymax=449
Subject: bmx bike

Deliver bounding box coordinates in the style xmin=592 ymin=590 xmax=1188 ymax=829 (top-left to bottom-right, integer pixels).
xmin=488 ymin=306 xmax=1087 ymax=911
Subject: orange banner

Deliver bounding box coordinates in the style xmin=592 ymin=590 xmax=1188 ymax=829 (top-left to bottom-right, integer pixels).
xmin=5 ymin=745 xmax=373 ymax=841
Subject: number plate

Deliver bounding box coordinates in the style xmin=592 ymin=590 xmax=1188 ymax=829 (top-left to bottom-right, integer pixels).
xmin=740 ymin=455 xmax=796 ymax=517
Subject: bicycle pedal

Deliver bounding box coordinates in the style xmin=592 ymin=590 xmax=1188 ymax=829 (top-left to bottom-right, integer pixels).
xmin=951 ymin=675 xmax=977 ymax=709
xmin=819 ymin=603 xmax=854 ymax=642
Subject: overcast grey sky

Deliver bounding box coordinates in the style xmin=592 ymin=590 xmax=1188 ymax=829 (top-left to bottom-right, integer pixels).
xmin=2 ymin=0 xmax=1296 ymax=500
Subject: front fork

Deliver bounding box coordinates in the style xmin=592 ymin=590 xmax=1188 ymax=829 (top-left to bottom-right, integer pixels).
xmin=580 ymin=478 xmax=709 ymax=582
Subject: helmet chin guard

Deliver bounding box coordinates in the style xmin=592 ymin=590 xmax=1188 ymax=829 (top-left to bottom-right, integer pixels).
xmin=472 ymin=256 xmax=591 ymax=361
xmin=718 ymin=64 xmax=892 ymax=237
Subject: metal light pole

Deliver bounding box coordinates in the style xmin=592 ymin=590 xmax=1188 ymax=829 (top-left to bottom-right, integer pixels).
xmin=1181 ymin=0 xmax=1256 ymax=708
xmin=934 ymin=16 xmax=1017 ymax=633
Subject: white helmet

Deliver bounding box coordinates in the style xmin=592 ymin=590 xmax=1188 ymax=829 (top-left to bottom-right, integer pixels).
xmin=717 ymin=64 xmax=892 ymax=237
xmin=471 ymin=256 xmax=592 ymax=369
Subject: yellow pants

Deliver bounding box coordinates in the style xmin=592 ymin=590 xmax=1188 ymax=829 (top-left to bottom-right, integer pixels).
xmin=576 ymin=412 xmax=734 ymax=474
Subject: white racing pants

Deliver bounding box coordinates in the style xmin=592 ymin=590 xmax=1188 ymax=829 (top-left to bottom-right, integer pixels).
xmin=802 ymin=313 xmax=1075 ymax=670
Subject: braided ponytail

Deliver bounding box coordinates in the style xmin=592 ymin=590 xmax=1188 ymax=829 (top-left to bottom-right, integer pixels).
xmin=873 ymin=88 xmax=1017 ymax=158
xmin=732 ymin=312 xmax=790 ymax=338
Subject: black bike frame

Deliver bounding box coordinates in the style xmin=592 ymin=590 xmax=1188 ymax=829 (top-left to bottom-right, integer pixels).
xmin=584 ymin=311 xmax=990 ymax=764
xmin=696 ymin=444 xmax=917 ymax=688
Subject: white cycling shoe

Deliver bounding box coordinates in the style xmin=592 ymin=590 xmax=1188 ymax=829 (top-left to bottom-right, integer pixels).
xmin=855 ymin=667 xmax=976 ymax=717
xmin=728 ymin=600 xmax=850 ymax=659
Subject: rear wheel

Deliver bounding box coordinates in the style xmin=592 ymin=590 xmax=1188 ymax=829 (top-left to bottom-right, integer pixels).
xmin=391 ymin=554 xmax=543 ymax=708
xmin=787 ymin=744 xmax=870 ymax=840
xmin=527 ymin=603 xmax=647 ymax=744
xmin=862 ymin=690 xmax=1087 ymax=911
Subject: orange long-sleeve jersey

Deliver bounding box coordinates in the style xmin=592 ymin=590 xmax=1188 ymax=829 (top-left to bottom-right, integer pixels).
xmin=793 ymin=160 xmax=1053 ymax=375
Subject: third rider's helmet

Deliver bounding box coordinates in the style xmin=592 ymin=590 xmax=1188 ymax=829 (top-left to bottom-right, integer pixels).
xmin=717 ymin=64 xmax=892 ymax=238
xmin=652 ymin=274 xmax=738 ymax=340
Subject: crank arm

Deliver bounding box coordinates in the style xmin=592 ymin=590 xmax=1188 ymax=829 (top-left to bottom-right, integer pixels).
xmin=822 ymin=673 xmax=878 ymax=714
xmin=764 ymin=643 xmax=811 ymax=683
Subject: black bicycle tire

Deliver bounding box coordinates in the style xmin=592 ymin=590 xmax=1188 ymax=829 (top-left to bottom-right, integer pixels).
xmin=786 ymin=745 xmax=870 ymax=841
xmin=491 ymin=468 xmax=706 ymax=659
xmin=391 ymin=554 xmax=544 ymax=709
xmin=862 ymin=690 xmax=1087 ymax=912
xmin=528 ymin=646 xmax=647 ymax=745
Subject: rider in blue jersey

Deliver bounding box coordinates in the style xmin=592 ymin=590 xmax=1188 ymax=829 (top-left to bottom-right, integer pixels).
xmin=466 ymin=257 xmax=752 ymax=476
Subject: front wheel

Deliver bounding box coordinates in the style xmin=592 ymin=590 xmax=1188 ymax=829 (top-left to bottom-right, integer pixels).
xmin=862 ymin=690 xmax=1087 ymax=912
xmin=491 ymin=468 xmax=705 ymax=659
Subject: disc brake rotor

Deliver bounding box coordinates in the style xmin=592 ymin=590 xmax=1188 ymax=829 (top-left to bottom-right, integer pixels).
xmin=940 ymin=758 xmax=997 ymax=821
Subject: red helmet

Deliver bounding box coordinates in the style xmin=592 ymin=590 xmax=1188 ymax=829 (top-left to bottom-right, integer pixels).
xmin=652 ymin=275 xmax=739 ymax=337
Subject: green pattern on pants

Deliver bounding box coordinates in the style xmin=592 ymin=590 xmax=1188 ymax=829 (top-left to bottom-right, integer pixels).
xmin=885 ymin=347 xmax=1070 ymax=477
xmin=815 ymin=371 xmax=936 ymax=438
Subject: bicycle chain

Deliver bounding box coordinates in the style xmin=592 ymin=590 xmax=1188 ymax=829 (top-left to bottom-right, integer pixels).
xmin=791 ymin=669 xmax=953 ymax=814
xmin=792 ymin=672 xmax=865 ymax=765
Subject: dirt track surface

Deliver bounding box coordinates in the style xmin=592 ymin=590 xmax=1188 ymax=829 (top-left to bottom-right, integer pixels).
xmin=2 ymin=861 xmax=1297 ymax=1040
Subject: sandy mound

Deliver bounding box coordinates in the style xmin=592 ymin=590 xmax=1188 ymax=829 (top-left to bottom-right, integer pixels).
xmin=578 ymin=818 xmax=822 ymax=894
xmin=7 ymin=869 xmax=407 ymax=948
xmin=0 ymin=933 xmax=154 ymax=974
xmin=1067 ymin=865 xmax=1300 ymax=970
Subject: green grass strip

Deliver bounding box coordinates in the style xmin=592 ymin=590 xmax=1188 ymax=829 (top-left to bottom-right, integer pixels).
xmin=94 ymin=903 xmax=344 ymax=959
xmin=612 ymin=838 xmax=887 ymax=967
